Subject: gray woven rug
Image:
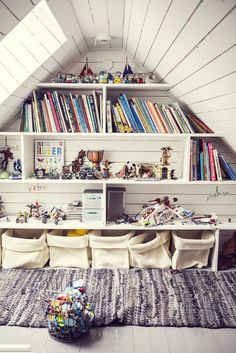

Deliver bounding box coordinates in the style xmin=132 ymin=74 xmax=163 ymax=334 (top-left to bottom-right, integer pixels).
xmin=0 ymin=268 xmax=236 ymax=328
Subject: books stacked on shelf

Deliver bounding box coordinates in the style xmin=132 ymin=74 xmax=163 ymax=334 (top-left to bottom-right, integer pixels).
xmin=66 ymin=201 xmax=83 ymax=221
xmin=20 ymin=90 xmax=102 ymax=133
xmin=190 ymin=138 xmax=236 ymax=181
xmin=106 ymin=95 xmax=213 ymax=134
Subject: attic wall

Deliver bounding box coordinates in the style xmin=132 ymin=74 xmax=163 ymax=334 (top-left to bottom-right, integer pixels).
xmin=0 ymin=0 xmax=236 ymax=154
xmin=125 ymin=0 xmax=236 ymax=151
xmin=0 ymin=0 xmax=88 ymax=130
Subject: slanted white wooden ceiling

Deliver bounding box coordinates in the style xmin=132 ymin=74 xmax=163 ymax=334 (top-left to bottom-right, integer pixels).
xmin=0 ymin=0 xmax=235 ymax=151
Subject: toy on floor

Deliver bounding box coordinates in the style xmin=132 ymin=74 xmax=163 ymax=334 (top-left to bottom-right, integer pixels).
xmin=46 ymin=279 xmax=94 ymax=341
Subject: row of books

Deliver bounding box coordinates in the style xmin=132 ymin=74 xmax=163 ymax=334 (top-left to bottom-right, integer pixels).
xmin=190 ymin=139 xmax=236 ymax=181
xmin=19 ymin=90 xmax=102 ymax=133
xmin=106 ymin=95 xmax=213 ymax=133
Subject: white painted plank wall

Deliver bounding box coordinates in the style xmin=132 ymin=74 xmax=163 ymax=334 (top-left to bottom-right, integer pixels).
xmin=1 ymin=182 xmax=236 ymax=217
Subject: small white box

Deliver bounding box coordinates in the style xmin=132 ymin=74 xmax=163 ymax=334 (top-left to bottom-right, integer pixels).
xmin=83 ymin=209 xmax=103 ymax=222
xmin=83 ymin=190 xmax=103 ymax=209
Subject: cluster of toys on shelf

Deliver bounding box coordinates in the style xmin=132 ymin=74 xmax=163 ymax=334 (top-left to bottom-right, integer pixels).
xmin=14 ymin=201 xmax=67 ymax=225
xmin=0 ymin=191 xmax=217 ymax=228
xmin=34 ymin=142 xmax=177 ymax=181
xmin=0 ymin=142 xmax=22 ymax=180
xmin=51 ymin=60 xmax=157 ymax=85
xmin=46 ymin=278 xmax=95 ymax=341
xmin=113 ymin=195 xmax=218 ymax=228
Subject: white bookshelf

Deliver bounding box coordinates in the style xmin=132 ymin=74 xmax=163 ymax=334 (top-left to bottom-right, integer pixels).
xmin=0 ymin=83 xmax=236 ymax=271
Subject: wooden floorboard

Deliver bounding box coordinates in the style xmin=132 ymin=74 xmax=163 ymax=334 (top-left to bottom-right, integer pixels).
xmin=0 ymin=326 xmax=236 ymax=353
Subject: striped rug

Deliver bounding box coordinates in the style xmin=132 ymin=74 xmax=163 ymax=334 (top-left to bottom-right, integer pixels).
xmin=0 ymin=268 xmax=236 ymax=328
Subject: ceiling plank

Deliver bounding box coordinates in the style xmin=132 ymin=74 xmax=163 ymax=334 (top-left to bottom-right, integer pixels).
xmin=183 ymin=91 xmax=236 ymax=113
xmin=123 ymin=0 xmax=132 ymax=50
xmin=0 ymin=1 xmax=18 ymax=36
xmin=156 ymin=0 xmax=236 ymax=81
xmin=106 ymin=0 xmax=124 ymax=49
xmin=169 ymin=45 xmax=236 ymax=98
xmin=134 ymin=0 xmax=172 ymax=66
xmin=71 ymin=0 xmax=95 ymax=49
xmin=126 ymin=0 xmax=149 ymax=58
xmin=1 ymin=0 xmax=33 ymax=20
xmin=160 ymin=9 xmax=236 ymax=86
xmin=47 ymin=0 xmax=88 ymax=54
xmin=52 ymin=36 xmax=82 ymax=72
xmin=89 ymin=0 xmax=109 ymax=47
xmin=143 ymin=0 xmax=200 ymax=72
xmin=177 ymin=72 xmax=236 ymax=104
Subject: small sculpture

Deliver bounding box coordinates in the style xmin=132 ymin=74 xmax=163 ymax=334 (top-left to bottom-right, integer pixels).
xmin=0 ymin=196 xmax=6 ymax=219
xmin=16 ymin=211 xmax=28 ymax=223
xmin=27 ymin=201 xmax=42 ymax=219
xmin=101 ymin=160 xmax=112 ymax=179
xmin=0 ymin=145 xmax=13 ymax=178
xmin=71 ymin=150 xmax=86 ymax=173
xmin=87 ymin=150 xmax=104 ymax=171
xmin=160 ymin=146 xmax=173 ymax=166
xmin=114 ymin=71 xmax=122 ymax=84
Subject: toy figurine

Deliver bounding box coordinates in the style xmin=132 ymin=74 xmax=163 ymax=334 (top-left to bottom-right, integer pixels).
xmin=50 ymin=207 xmax=67 ymax=225
xmin=160 ymin=146 xmax=173 ymax=166
xmin=0 ymin=196 xmax=6 ymax=219
xmin=71 ymin=150 xmax=86 ymax=174
xmin=0 ymin=145 xmax=13 ymax=178
xmin=114 ymin=71 xmax=122 ymax=84
xmin=16 ymin=211 xmax=28 ymax=223
xmin=35 ymin=168 xmax=46 ymax=179
xmin=98 ymin=71 xmax=108 ymax=83
xmin=116 ymin=162 xmax=130 ymax=179
xmin=9 ymin=159 xmax=22 ymax=179
xmin=27 ymin=201 xmax=42 ymax=219
xmin=101 ymin=160 xmax=112 ymax=179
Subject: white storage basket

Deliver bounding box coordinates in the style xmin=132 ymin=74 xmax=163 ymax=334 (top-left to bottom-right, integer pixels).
xmin=89 ymin=230 xmax=135 ymax=269
xmin=47 ymin=230 xmax=91 ymax=268
xmin=128 ymin=230 xmax=172 ymax=269
xmin=2 ymin=229 xmax=49 ymax=269
xmin=172 ymin=230 xmax=215 ymax=269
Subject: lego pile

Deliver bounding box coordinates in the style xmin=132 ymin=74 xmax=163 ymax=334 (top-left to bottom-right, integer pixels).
xmin=46 ymin=279 xmax=95 ymax=341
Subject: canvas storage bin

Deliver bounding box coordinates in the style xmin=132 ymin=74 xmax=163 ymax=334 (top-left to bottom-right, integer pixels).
xmin=47 ymin=230 xmax=91 ymax=268
xmin=128 ymin=230 xmax=172 ymax=269
xmin=89 ymin=230 xmax=135 ymax=269
xmin=2 ymin=229 xmax=49 ymax=269
xmin=172 ymin=230 xmax=215 ymax=269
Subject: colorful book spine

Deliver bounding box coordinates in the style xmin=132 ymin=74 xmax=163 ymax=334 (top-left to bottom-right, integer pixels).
xmin=218 ymin=154 xmax=236 ymax=180
xmin=58 ymin=94 xmax=72 ymax=132
xmin=129 ymin=102 xmax=145 ymax=133
xmin=82 ymin=95 xmax=95 ymax=132
xmin=106 ymin=100 xmax=113 ymax=133
xmin=132 ymin=98 xmax=150 ymax=132
xmin=213 ymin=149 xmax=222 ymax=181
xmin=207 ymin=143 xmax=216 ymax=181
xmin=120 ymin=94 xmax=139 ymax=132
xmin=78 ymin=96 xmax=91 ymax=132
xmin=154 ymin=103 xmax=172 ymax=133
xmin=141 ymin=101 xmax=157 ymax=133
xmin=47 ymin=92 xmax=61 ymax=132
xmin=227 ymin=163 xmax=236 ymax=179
xmin=44 ymin=94 xmax=57 ymax=132
xmin=200 ymin=152 xmax=204 ymax=180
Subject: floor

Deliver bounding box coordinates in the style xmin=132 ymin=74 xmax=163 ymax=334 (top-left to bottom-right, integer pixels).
xmin=0 ymin=326 xmax=235 ymax=353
